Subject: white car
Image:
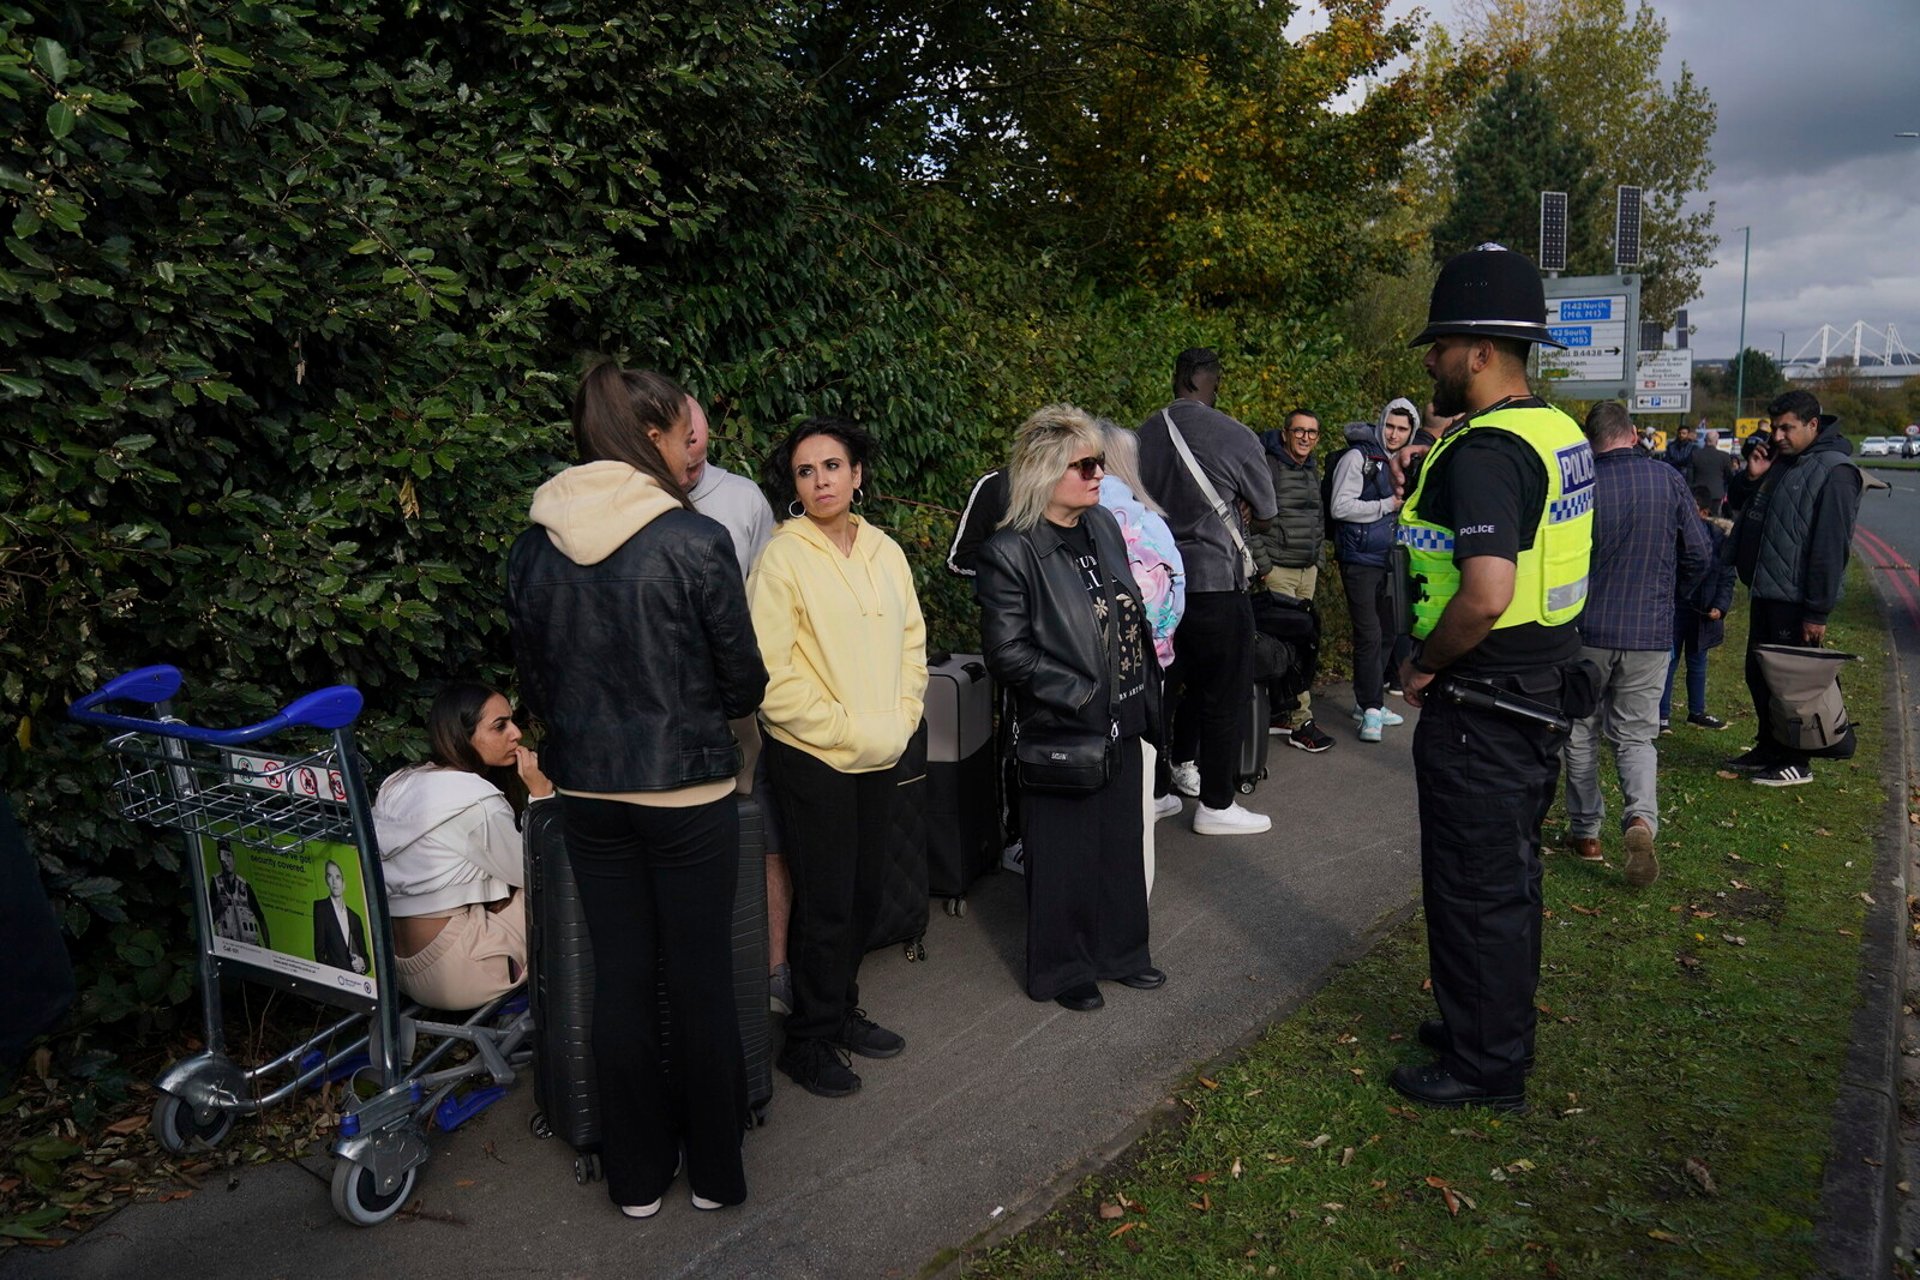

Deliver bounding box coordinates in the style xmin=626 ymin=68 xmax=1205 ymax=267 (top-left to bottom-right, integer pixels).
xmin=1859 ymin=436 xmax=1891 ymax=457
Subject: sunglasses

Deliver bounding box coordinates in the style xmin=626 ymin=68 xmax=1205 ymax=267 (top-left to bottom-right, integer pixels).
xmin=1066 ymin=455 xmax=1105 ymax=480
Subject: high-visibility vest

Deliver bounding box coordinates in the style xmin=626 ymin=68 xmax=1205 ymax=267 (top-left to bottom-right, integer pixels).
xmin=1396 ymin=403 xmax=1594 ymax=640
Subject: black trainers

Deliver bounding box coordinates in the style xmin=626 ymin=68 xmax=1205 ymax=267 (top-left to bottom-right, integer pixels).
xmin=1722 ymin=746 xmax=1775 ymax=773
xmin=835 ymin=1009 xmax=905 ymax=1059
xmin=778 ymin=1037 xmax=861 ymax=1097
xmin=1687 ymin=713 xmax=1729 ymax=731
xmin=1288 ymin=720 xmax=1334 ymax=753
xmin=1752 ymin=761 xmax=1813 ymax=788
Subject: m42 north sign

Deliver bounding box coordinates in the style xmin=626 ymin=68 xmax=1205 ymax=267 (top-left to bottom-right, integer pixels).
xmin=1632 ymin=348 xmax=1693 ymax=415
xmin=1538 ymin=274 xmax=1642 ymax=403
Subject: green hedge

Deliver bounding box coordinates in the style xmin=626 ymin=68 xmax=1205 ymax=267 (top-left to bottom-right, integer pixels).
xmin=2 ymin=1 xmax=1432 ymax=1029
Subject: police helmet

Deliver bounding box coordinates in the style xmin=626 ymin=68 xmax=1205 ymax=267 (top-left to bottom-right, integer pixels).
xmin=1411 ymin=244 xmax=1567 ymax=350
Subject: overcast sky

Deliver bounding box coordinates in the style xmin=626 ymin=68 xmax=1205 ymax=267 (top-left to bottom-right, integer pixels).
xmin=1301 ymin=0 xmax=1920 ymax=361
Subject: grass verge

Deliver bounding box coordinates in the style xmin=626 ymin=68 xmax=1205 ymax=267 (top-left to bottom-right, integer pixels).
xmin=969 ymin=561 xmax=1891 ymax=1279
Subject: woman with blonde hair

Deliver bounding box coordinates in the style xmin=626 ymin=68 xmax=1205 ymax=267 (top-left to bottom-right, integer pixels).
xmin=975 ymin=405 xmax=1162 ymax=1011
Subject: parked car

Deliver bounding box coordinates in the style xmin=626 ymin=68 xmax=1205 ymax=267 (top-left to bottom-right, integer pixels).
xmin=1859 ymin=436 xmax=1891 ymax=457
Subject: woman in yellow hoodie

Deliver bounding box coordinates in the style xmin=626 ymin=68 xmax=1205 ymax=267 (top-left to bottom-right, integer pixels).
xmin=749 ymin=417 xmax=927 ymax=1099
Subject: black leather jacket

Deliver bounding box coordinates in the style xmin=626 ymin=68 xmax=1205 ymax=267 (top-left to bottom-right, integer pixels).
xmin=974 ymin=505 xmax=1159 ymax=739
xmin=507 ymin=509 xmax=768 ymax=792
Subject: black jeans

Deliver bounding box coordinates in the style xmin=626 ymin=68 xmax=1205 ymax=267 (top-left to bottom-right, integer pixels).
xmin=765 ymin=738 xmax=894 ymax=1043
xmin=1745 ymin=597 xmax=1813 ymax=765
xmin=560 ymin=794 xmax=746 ymax=1208
xmin=1412 ymin=669 xmax=1567 ymax=1093
xmin=1339 ymin=561 xmax=1398 ymax=711
xmin=1021 ymin=737 xmax=1151 ymax=1000
xmin=1169 ymin=591 xmax=1254 ymax=810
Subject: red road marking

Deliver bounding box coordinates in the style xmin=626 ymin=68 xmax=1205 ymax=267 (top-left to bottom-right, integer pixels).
xmin=1855 ymin=526 xmax=1920 ymax=631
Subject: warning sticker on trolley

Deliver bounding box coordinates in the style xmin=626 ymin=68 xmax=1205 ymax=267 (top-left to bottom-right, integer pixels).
xmin=226 ymin=751 xmax=347 ymax=803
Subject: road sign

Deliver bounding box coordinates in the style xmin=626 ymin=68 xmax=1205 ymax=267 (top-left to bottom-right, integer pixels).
xmin=1539 ymin=295 xmax=1629 ymax=382
xmin=1735 ymin=417 xmax=1767 ymax=438
xmin=1632 ymin=348 xmax=1693 ymax=414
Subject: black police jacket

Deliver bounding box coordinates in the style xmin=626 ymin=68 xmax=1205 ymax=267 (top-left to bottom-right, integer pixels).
xmin=507 ymin=508 xmax=769 ymax=793
xmin=973 ymin=505 xmax=1159 ymax=740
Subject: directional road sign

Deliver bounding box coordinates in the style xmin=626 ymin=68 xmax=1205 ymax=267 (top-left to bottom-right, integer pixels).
xmin=1537 ymin=274 xmax=1641 ymax=403
xmin=1539 ymin=294 xmax=1629 ymax=382
xmin=1632 ymin=348 xmax=1693 ymax=414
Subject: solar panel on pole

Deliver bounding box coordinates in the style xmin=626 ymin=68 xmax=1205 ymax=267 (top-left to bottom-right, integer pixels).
xmin=1539 ymin=191 xmax=1568 ymax=273
xmin=1615 ymin=186 xmax=1643 ymax=268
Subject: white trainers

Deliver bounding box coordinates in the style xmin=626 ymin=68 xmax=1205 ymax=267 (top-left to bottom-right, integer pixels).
xmin=1153 ymin=793 xmax=1183 ymax=821
xmin=1001 ymin=840 xmax=1026 ymax=875
xmin=1352 ymin=705 xmax=1405 ymax=727
xmin=1192 ymin=802 xmax=1271 ymax=836
xmin=1358 ymin=708 xmax=1384 ymax=742
xmin=1169 ymin=761 xmax=1201 ymax=798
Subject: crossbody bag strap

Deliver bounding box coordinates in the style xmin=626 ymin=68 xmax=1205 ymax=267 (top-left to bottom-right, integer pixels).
xmin=1162 ymin=409 xmax=1255 ymax=580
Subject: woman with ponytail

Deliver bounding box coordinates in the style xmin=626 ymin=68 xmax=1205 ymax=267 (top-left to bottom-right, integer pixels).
xmin=507 ymin=361 xmax=768 ymax=1219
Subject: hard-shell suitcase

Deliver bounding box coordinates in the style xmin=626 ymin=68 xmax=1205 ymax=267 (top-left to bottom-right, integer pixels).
xmin=923 ymin=654 xmax=999 ymax=916
xmin=1237 ymin=681 xmax=1271 ymax=796
xmin=524 ymin=797 xmax=774 ymax=1185
xmin=868 ymin=721 xmax=931 ymax=961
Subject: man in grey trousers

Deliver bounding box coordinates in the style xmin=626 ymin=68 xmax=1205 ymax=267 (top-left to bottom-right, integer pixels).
xmin=1561 ymin=402 xmax=1711 ymax=887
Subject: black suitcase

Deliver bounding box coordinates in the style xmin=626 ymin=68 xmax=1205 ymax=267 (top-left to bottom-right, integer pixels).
xmin=523 ymin=797 xmax=774 ymax=1185
xmin=868 ymin=721 xmax=931 ymax=961
xmin=923 ymin=654 xmax=999 ymax=916
xmin=1238 ymin=681 xmax=1271 ymax=796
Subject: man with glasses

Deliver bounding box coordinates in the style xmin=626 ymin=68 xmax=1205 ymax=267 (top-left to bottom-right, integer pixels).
xmin=1253 ymin=409 xmax=1334 ymax=752
xmin=1138 ymin=348 xmax=1279 ymax=835
xmin=1723 ymin=390 xmax=1863 ymax=787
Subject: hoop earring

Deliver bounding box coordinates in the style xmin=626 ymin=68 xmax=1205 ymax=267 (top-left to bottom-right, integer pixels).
xmin=853 ymin=487 xmax=866 ymax=508
xmin=788 ymin=499 xmax=805 ymax=519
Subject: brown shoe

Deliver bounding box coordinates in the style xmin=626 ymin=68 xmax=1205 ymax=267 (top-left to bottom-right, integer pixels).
xmin=1623 ymin=818 xmax=1659 ymax=887
xmin=1566 ymin=834 xmax=1603 ymax=862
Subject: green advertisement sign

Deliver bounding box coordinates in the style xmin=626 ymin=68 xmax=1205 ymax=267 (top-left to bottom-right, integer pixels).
xmin=201 ymin=829 xmax=378 ymax=1003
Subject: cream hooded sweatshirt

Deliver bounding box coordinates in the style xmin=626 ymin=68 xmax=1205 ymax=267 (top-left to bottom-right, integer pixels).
xmin=748 ymin=515 xmax=927 ymax=773
xmin=528 ymin=459 xmax=684 ymax=566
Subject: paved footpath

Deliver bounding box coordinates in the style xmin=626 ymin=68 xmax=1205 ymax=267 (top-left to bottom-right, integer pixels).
xmin=15 ymin=683 xmax=1422 ymax=1280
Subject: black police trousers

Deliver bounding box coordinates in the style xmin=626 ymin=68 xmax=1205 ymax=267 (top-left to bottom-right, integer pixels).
xmin=1412 ymin=671 xmax=1567 ymax=1094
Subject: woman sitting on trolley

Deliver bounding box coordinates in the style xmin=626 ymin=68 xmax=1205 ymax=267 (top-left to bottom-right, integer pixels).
xmin=371 ymin=681 xmax=552 ymax=1010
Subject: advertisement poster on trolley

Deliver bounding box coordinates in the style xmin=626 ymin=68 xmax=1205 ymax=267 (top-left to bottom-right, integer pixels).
xmin=200 ymin=829 xmax=378 ymax=1003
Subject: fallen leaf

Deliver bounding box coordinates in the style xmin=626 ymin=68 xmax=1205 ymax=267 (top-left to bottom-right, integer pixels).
xmin=1197 ymin=1076 xmax=1219 ymax=1090
xmin=1861 ymin=893 xmax=1878 ymax=906
xmin=455 ymin=1179 xmax=476 ymax=1189
xmin=1244 ymin=1089 xmax=1263 ymax=1098
xmin=1508 ymin=1159 xmax=1536 ymax=1173
xmin=1899 ymin=1181 xmax=1912 ymax=1195
xmin=1387 ymin=1033 xmax=1406 ymax=1043
xmin=1866 ymin=1157 xmax=1884 ymax=1168
xmin=1684 ymin=1158 xmax=1717 ymax=1195
xmin=103 ymin=1117 xmax=146 ymax=1137
xmin=1340 ymin=1147 xmax=1355 ymax=1167
xmin=1188 ymin=1192 xmax=1211 ymax=1212
xmin=1716 ymin=769 xmax=1740 ymax=780
xmin=1454 ymin=1188 xmax=1477 ymax=1210
xmin=1321 ymin=1202 xmax=1345 ymax=1211
xmin=1189 ymin=1172 xmax=1215 ymax=1184
xmin=1647 ymin=1228 xmax=1686 ymax=1245
xmin=1304 ymin=1134 xmax=1332 ymax=1150
xmin=1425 ymin=1175 xmax=1450 ymax=1188
xmin=1816 ymin=827 xmax=1832 ymax=836
xmin=1722 ymin=934 xmax=1747 ymax=947
xmin=1386 ymin=1105 xmax=1421 ymax=1122
xmin=1569 ymin=904 xmax=1602 ymax=916
xmin=1230 ymin=1158 xmax=1243 ymax=1180
xmin=1108 ymin=1221 xmax=1141 ymax=1239
xmin=1441 ymin=1186 xmax=1461 ymax=1216
xmin=1098 ymin=1201 xmax=1125 ymax=1220
xmin=1690 ymin=909 xmax=1717 ymax=919
xmin=1421 ymin=978 xmax=1433 ymax=992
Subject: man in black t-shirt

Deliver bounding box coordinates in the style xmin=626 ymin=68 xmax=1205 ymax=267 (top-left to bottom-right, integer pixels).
xmin=1387 ymin=247 xmax=1592 ymax=1114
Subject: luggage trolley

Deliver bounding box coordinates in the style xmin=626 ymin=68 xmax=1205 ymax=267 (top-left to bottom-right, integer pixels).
xmin=70 ymin=665 xmax=534 ymax=1227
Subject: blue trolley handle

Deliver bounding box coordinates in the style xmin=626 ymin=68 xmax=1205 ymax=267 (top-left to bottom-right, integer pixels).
xmin=70 ymin=664 xmax=364 ymax=744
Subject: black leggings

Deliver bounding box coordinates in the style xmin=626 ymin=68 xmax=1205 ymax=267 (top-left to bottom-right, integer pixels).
xmin=560 ymin=795 xmax=746 ymax=1209
xmin=765 ymin=738 xmax=895 ymax=1043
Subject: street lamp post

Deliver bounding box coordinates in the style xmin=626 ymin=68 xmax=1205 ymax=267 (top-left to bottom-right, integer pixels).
xmin=1732 ymin=226 xmax=1751 ymax=419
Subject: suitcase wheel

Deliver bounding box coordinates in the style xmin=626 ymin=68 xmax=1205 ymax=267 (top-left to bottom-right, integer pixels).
xmin=904 ymin=936 xmax=927 ymax=963
xmin=943 ymin=897 xmax=966 ymax=919
xmin=574 ymin=1153 xmax=601 ymax=1185
xmin=1238 ymin=779 xmax=1255 ymax=795
xmin=529 ymin=1111 xmax=553 ymax=1141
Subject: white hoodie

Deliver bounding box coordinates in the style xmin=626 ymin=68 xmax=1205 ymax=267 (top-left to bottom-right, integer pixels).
xmin=372 ymin=765 xmax=526 ymax=916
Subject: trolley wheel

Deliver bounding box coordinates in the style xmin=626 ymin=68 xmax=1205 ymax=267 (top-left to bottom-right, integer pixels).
xmin=329 ymin=1157 xmax=418 ymax=1227
xmin=573 ymin=1154 xmax=601 ymax=1185
xmin=1237 ymin=780 xmax=1255 ymax=795
xmin=150 ymin=1092 xmax=234 ymax=1154
xmin=943 ymin=897 xmax=967 ymax=919
xmin=904 ymin=936 xmax=927 ymax=963
xmin=529 ymin=1111 xmax=553 ymax=1140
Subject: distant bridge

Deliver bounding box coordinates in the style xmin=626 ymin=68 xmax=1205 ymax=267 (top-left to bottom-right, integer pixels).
xmin=1781 ymin=322 xmax=1919 ymax=383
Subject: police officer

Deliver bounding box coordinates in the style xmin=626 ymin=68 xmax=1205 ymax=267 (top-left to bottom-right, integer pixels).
xmin=1391 ymin=246 xmax=1596 ymax=1111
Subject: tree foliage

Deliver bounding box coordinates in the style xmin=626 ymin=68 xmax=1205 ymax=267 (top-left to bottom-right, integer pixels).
xmin=1432 ymin=67 xmax=1602 ymax=267
xmin=1450 ymin=0 xmax=1717 ymax=323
